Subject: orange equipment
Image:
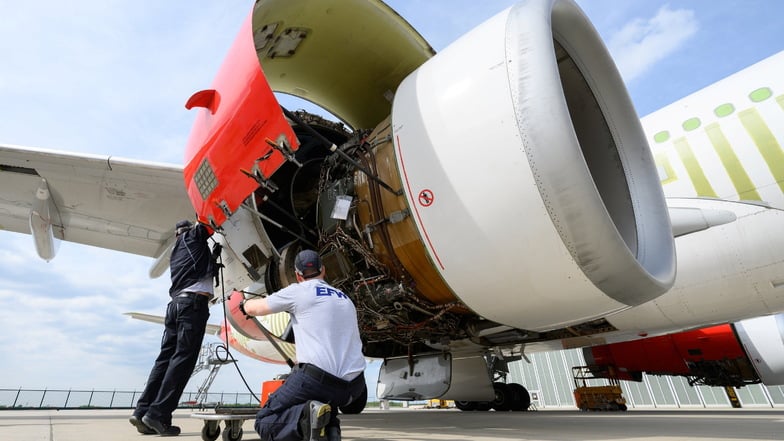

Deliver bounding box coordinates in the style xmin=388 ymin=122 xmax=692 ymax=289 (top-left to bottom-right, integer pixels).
xmin=260 ymin=378 xmax=286 ymax=407
xmin=572 ymin=366 xmax=627 ymax=411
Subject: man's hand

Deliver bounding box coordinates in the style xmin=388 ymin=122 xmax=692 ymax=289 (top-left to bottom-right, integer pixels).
xmin=211 ymin=242 xmax=223 ymax=259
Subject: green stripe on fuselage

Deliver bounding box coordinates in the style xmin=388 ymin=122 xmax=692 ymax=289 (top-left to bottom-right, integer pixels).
xmin=738 ymin=108 xmax=784 ymax=193
xmin=673 ymin=137 xmax=718 ymax=197
xmin=704 ymin=123 xmax=762 ymax=200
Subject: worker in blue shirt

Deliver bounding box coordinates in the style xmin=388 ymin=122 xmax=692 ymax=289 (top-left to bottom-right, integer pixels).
xmin=130 ymin=220 xmax=220 ymax=436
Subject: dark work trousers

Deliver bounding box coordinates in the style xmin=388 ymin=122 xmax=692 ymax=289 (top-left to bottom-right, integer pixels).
xmin=134 ymin=293 xmax=210 ymax=424
xmin=254 ymin=365 xmax=366 ymax=441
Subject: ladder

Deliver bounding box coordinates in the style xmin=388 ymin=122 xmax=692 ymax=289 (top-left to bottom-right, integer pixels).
xmin=191 ymin=343 xmax=236 ymax=406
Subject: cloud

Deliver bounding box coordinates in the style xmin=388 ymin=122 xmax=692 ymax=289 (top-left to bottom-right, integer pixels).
xmin=0 ymin=1 xmax=250 ymax=164
xmin=0 ymin=234 xmax=166 ymax=388
xmin=607 ymin=5 xmax=699 ymax=83
xmin=0 ymin=231 xmax=288 ymax=393
xmin=385 ymin=0 xmax=518 ymax=52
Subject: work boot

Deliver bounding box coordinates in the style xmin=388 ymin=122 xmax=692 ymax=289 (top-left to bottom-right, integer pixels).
xmin=142 ymin=414 xmax=181 ymax=436
xmin=326 ymin=425 xmax=341 ymax=441
xmin=128 ymin=415 xmax=156 ymax=435
xmin=299 ymin=400 xmax=331 ymax=441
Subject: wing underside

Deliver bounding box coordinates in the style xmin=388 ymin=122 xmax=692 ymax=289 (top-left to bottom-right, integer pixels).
xmin=0 ymin=144 xmax=194 ymax=263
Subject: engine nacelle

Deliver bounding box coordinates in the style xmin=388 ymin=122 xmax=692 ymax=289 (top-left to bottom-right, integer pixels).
xmin=390 ymin=0 xmax=675 ymax=330
xmin=583 ymin=313 xmax=784 ymax=386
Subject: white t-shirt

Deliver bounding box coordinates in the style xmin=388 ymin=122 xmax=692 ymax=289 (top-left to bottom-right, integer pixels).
xmin=265 ymin=278 xmax=366 ymax=381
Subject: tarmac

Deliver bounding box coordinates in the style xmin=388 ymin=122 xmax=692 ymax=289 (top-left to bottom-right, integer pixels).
xmin=0 ymin=407 xmax=782 ymax=441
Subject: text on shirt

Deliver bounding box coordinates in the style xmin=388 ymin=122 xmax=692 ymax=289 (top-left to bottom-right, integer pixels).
xmin=316 ymin=286 xmax=347 ymax=298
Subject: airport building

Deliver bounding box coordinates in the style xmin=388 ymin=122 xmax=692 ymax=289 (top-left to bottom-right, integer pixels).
xmin=508 ymin=348 xmax=784 ymax=409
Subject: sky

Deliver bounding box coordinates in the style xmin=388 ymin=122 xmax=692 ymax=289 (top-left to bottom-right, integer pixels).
xmin=0 ymin=0 xmax=782 ymax=402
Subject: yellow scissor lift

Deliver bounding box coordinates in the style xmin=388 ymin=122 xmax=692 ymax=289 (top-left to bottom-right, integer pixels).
xmin=572 ymin=366 xmax=628 ymax=411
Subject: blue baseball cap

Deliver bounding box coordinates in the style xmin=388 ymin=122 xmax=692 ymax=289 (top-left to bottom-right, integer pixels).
xmin=175 ymin=220 xmax=192 ymax=229
xmin=294 ymin=249 xmax=322 ymax=277
xmin=175 ymin=220 xmax=193 ymax=235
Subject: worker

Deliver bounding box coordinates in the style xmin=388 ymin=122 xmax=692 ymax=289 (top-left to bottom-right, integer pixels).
xmin=240 ymin=249 xmax=366 ymax=441
xmin=129 ymin=219 xmax=220 ymax=436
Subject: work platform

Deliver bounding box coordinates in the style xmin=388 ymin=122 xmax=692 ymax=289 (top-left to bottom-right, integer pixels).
xmin=0 ymin=407 xmax=781 ymax=440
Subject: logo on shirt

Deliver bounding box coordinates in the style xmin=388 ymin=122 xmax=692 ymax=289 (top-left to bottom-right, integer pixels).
xmin=316 ymin=286 xmax=347 ymax=298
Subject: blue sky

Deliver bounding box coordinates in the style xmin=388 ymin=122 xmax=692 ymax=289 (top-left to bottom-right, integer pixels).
xmin=0 ymin=0 xmax=782 ymax=400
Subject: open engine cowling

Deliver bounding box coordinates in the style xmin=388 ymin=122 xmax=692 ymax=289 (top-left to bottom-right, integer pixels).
xmin=389 ymin=0 xmax=675 ymax=330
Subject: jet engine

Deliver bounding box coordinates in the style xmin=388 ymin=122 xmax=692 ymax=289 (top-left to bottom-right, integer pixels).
xmin=185 ymin=0 xmax=676 ymax=361
xmin=386 ymin=0 xmax=675 ymax=332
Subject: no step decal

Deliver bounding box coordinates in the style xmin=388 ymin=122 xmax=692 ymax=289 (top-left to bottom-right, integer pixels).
xmin=418 ymin=189 xmax=434 ymax=207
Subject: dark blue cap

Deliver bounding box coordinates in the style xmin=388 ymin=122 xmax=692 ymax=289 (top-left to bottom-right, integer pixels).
xmin=175 ymin=220 xmax=193 ymax=235
xmin=294 ymin=249 xmax=322 ymax=277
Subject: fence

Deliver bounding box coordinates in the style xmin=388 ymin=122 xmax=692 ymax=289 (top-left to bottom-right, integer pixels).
xmin=0 ymin=388 xmax=258 ymax=410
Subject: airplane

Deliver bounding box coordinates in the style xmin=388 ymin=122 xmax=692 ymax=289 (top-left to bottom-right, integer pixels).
xmin=1 ymin=0 xmax=782 ymax=414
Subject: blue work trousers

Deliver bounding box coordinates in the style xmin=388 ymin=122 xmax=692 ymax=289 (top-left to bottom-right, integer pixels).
xmin=134 ymin=294 xmax=210 ymax=424
xmin=254 ymin=366 xmax=365 ymax=441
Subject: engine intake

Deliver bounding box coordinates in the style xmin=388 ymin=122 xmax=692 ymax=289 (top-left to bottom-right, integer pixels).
xmin=390 ymin=0 xmax=675 ymax=330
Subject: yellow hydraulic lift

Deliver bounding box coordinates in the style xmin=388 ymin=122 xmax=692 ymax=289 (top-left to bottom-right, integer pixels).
xmin=572 ymin=366 xmax=628 ymax=411
xmin=426 ymin=399 xmax=454 ymax=409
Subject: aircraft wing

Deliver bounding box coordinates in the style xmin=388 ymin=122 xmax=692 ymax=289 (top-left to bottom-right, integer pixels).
xmin=125 ymin=312 xmax=222 ymax=336
xmin=0 ymin=144 xmax=194 ymax=274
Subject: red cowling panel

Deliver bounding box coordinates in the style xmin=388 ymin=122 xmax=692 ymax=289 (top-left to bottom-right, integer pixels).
xmin=183 ymin=11 xmax=299 ymax=227
xmin=225 ymin=290 xmax=272 ymax=341
xmin=588 ymin=324 xmax=746 ymax=379
xmin=219 ymin=319 xmax=283 ymax=364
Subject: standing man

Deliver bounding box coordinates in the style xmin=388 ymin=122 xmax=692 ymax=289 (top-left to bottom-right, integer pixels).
xmin=240 ymin=249 xmax=366 ymax=441
xmin=129 ymin=220 xmax=220 ymax=436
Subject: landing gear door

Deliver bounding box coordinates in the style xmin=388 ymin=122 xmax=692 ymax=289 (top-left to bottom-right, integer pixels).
xmin=376 ymin=353 xmax=451 ymax=400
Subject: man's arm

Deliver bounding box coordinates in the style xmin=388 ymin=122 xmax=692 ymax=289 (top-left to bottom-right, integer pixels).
xmin=195 ymin=222 xmax=214 ymax=239
xmin=240 ymin=297 xmax=274 ymax=317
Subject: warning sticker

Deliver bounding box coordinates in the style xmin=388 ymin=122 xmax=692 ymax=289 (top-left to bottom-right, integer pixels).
xmin=418 ymin=189 xmax=434 ymax=207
